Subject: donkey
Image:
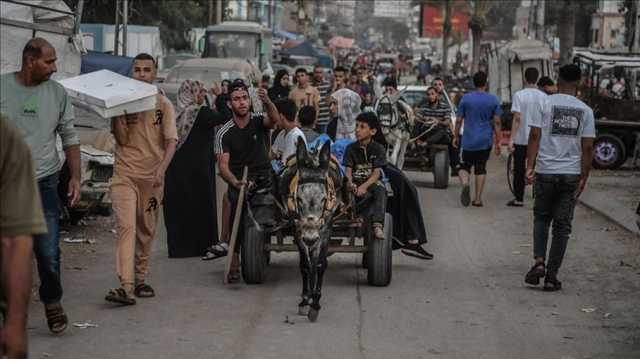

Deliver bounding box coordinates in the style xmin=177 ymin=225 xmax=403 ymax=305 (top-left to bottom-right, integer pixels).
xmin=286 ymin=138 xmax=341 ymax=322
xmin=374 ymin=91 xmax=415 ymax=170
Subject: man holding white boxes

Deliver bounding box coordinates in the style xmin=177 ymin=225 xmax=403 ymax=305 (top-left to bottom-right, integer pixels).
xmin=105 ymin=53 xmax=178 ymax=305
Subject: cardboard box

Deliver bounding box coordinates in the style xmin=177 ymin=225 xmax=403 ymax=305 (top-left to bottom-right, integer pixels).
xmin=59 ymin=69 xmax=157 ymax=118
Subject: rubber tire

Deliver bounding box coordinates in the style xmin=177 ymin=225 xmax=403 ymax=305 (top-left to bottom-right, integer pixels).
xmin=593 ymin=134 xmax=627 ymax=170
xmin=432 ymin=149 xmax=450 ymax=189
xmin=367 ymin=213 xmax=393 ymax=286
xmin=241 ymin=225 xmax=267 ymax=284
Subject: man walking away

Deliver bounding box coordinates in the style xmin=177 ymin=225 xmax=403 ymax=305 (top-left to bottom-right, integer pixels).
xmin=0 ymin=116 xmax=48 ymax=357
xmin=311 ymin=66 xmax=331 ymax=133
xmin=507 ymin=67 xmax=546 ymax=207
xmin=417 ymin=54 xmax=431 ymax=85
xmin=524 ymin=64 xmax=595 ymax=291
xmin=0 ymin=38 xmax=81 ymax=334
xmin=453 ymin=71 xmax=502 ymax=207
xmin=106 ymin=53 xmax=178 ymax=305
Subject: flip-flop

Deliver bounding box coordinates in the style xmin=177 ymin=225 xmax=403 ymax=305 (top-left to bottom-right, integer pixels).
xmin=105 ymin=288 xmax=136 ymax=306
xmin=506 ymin=199 xmax=524 ymax=207
xmin=134 ymin=283 xmax=155 ymax=298
xmin=401 ymin=243 xmax=434 ymax=260
xmin=202 ymin=243 xmax=228 ymax=261
xmin=227 ymin=270 xmax=241 ymax=284
xmin=472 ymin=201 xmax=483 ymax=207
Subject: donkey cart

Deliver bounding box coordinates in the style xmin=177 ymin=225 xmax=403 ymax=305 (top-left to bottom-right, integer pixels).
xmin=239 ymin=187 xmax=394 ymax=287
xmin=235 ymin=140 xmax=393 ymax=321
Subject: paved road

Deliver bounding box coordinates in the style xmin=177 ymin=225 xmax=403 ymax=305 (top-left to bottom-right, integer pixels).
xmin=27 ymin=157 xmax=640 ymax=359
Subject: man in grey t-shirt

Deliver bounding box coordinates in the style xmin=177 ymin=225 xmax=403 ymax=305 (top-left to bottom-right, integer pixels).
xmin=0 ymin=38 xmax=80 ymax=333
xmin=524 ymin=64 xmax=595 ymax=291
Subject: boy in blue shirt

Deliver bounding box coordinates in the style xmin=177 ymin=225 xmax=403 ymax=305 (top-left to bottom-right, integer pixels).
xmin=453 ymin=71 xmax=502 ymax=207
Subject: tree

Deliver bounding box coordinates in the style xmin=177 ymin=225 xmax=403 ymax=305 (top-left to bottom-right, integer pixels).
xmin=546 ymin=0 xmax=598 ymax=65
xmin=81 ymin=0 xmax=210 ymax=51
xmin=468 ymin=0 xmax=491 ymax=73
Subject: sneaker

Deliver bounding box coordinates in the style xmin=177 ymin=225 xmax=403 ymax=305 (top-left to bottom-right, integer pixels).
xmin=460 ymin=185 xmax=471 ymax=207
xmin=372 ymin=223 xmax=385 ymax=240
xmin=543 ymin=274 xmax=562 ymax=292
xmin=524 ymin=262 xmax=546 ymax=285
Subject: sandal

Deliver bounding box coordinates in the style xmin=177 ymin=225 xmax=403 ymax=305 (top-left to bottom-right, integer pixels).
xmin=45 ymin=303 xmax=68 ymax=334
xmin=472 ymin=201 xmax=483 ymax=207
xmin=202 ymin=243 xmax=228 ymax=261
xmin=134 ymin=283 xmax=155 ymax=298
xmin=506 ymin=199 xmax=524 ymax=207
xmin=401 ymin=243 xmax=434 ymax=260
xmin=105 ymin=288 xmax=136 ymax=306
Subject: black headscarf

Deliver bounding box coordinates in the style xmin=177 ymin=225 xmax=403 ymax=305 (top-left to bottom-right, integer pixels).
xmin=268 ymin=69 xmax=290 ymax=102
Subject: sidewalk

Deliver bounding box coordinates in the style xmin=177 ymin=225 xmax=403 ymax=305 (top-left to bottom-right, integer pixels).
xmin=580 ymin=167 xmax=640 ymax=235
xmin=500 ymin=150 xmax=639 ymax=235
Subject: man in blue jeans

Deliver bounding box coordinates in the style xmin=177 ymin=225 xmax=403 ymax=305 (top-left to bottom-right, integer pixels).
xmin=0 ymin=38 xmax=81 ymax=333
xmin=525 ymin=64 xmax=595 ymax=291
xmin=453 ymin=71 xmax=502 ymax=207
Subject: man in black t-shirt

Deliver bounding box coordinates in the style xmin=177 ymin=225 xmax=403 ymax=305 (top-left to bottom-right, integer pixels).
xmin=211 ymin=80 xmax=279 ymax=282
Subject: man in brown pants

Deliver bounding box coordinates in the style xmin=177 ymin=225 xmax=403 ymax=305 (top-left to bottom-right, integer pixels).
xmin=105 ymin=53 xmax=177 ymax=305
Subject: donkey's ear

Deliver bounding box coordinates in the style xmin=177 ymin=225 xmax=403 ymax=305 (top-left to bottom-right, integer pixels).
xmin=318 ymin=141 xmax=331 ymax=170
xmin=295 ymin=136 xmax=308 ymax=165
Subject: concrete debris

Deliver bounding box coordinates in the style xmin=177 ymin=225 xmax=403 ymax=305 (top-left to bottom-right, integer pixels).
xmin=581 ymin=308 xmax=597 ymax=313
xmin=63 ymin=237 xmax=96 ymax=244
xmin=72 ymin=322 xmax=98 ymax=329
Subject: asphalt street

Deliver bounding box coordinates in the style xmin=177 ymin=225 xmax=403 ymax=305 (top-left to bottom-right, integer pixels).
xmin=27 ymin=156 xmax=640 ymax=359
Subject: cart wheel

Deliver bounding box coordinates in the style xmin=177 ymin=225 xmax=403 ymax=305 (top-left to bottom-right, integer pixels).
xmin=241 ymin=224 xmax=268 ymax=284
xmin=432 ymin=149 xmax=450 ymax=189
xmin=593 ymin=134 xmax=627 ymax=170
xmin=367 ymin=213 xmax=393 ymax=286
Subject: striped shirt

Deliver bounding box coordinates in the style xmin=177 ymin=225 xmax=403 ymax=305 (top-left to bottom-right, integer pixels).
xmin=313 ymin=79 xmax=331 ymax=127
xmin=417 ymin=101 xmax=451 ymax=123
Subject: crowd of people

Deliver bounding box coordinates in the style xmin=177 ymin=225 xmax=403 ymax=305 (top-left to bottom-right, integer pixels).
xmin=0 ymin=37 xmax=596 ymax=358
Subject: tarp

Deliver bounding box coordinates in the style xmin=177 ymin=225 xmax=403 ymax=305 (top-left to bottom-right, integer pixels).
xmin=274 ymin=29 xmax=302 ymax=41
xmin=81 ymin=51 xmax=133 ymax=76
xmin=502 ymin=39 xmax=553 ymax=62
xmin=328 ymin=36 xmax=354 ymax=49
xmin=572 ymin=48 xmax=640 ymax=69
xmin=282 ymin=41 xmax=319 ymax=57
xmin=1 ymin=0 xmax=83 ymax=80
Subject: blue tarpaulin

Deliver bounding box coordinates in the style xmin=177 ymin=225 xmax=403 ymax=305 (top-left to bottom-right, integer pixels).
xmin=81 ymin=51 xmax=133 ymax=76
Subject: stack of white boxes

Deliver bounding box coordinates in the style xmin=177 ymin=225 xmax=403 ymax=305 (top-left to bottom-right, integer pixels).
xmin=60 ymin=69 xmax=158 ymax=118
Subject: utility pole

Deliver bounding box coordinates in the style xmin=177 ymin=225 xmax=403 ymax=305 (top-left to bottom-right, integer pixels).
xmin=114 ymin=0 xmax=119 ymax=55
xmin=209 ymin=0 xmax=214 ymax=25
xmin=633 ymin=0 xmax=640 ymax=52
xmin=216 ymin=0 xmax=223 ymax=24
xmin=113 ymin=0 xmax=128 ymax=56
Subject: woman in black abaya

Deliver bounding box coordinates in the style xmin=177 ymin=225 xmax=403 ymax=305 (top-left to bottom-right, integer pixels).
xmin=164 ymin=80 xmax=227 ymax=258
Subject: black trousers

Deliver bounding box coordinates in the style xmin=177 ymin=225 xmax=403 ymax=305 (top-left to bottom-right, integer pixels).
xmin=533 ymin=174 xmax=579 ymax=275
xmin=513 ymin=144 xmax=527 ymax=202
xmin=356 ymin=183 xmax=387 ymax=224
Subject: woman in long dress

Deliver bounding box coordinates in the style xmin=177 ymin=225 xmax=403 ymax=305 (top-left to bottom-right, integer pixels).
xmin=163 ymin=80 xmax=227 ymax=258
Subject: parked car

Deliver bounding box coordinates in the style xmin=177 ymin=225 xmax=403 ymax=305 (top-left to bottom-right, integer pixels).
xmin=158 ymin=58 xmax=261 ymax=103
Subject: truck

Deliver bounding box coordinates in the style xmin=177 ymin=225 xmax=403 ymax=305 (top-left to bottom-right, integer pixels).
xmin=201 ymin=21 xmax=272 ymax=73
xmin=572 ymin=48 xmax=640 ymax=170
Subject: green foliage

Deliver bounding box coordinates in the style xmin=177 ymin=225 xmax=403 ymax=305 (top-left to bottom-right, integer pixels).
xmin=81 ymin=0 xmax=211 ymax=50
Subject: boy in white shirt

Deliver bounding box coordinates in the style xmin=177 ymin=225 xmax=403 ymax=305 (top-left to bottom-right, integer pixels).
xmin=507 ymin=67 xmax=547 ymax=207
xmin=272 ymin=99 xmax=306 ymax=165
